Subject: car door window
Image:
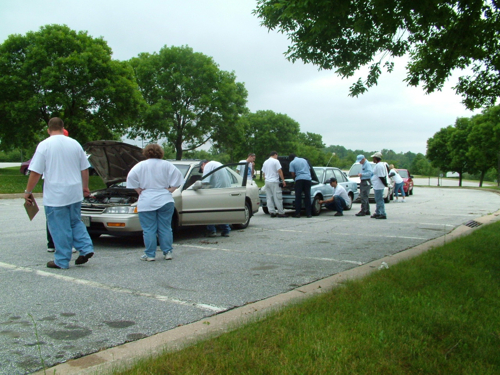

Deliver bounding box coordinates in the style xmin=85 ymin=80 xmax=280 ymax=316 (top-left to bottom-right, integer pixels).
xmin=333 ymin=169 xmax=346 ymax=182
xmin=324 ymin=169 xmax=334 ymax=182
xmin=201 ymin=165 xmax=243 ymax=189
xmin=314 ymin=168 xmax=325 ymax=183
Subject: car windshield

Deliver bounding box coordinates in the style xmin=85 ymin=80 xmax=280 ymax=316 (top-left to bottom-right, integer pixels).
xmin=348 ymin=164 xmax=361 ymax=177
xmin=172 ymin=164 xmax=191 ymax=177
xmin=398 ymin=170 xmax=409 ymax=178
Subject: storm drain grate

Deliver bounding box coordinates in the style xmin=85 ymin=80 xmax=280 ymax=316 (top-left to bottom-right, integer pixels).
xmin=464 ymin=220 xmax=482 ymax=228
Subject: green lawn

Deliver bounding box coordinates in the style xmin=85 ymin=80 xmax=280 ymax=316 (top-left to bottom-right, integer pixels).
xmin=112 ymin=221 xmax=500 ymax=375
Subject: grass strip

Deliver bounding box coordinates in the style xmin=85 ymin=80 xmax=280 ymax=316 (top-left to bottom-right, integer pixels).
xmin=114 ymin=221 xmax=500 ymax=375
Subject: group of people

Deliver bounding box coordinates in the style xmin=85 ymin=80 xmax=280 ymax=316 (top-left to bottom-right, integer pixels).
xmin=26 ymin=118 xmax=405 ymax=268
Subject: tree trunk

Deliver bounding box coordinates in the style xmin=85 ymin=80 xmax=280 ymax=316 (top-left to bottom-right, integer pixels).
xmin=497 ymin=151 xmax=500 ymax=187
xmin=458 ymin=172 xmax=463 ymax=187
xmin=479 ymin=170 xmax=485 ymax=187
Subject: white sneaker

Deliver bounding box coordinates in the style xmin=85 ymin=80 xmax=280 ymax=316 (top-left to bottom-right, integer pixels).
xmin=72 ymin=248 xmax=77 ymax=253
xmin=140 ymin=254 xmax=155 ymax=262
xmin=47 ymin=248 xmax=55 ymax=253
xmin=164 ymin=252 xmax=173 ymax=260
xmin=401 ymin=199 xmax=406 ymax=203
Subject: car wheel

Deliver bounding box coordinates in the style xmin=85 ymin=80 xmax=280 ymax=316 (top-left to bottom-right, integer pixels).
xmin=345 ymin=193 xmax=353 ymax=210
xmin=384 ymin=191 xmax=390 ymax=203
xmin=262 ymin=206 xmax=270 ymax=215
xmin=89 ymin=233 xmax=101 ymax=240
xmin=233 ymin=201 xmax=251 ymax=229
xmin=410 ymin=187 xmax=413 ymax=195
xmin=312 ymin=196 xmax=322 ymax=216
xmin=171 ymin=211 xmax=179 ymax=233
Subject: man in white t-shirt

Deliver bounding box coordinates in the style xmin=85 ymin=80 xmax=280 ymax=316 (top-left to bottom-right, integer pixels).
xmin=261 ymin=151 xmax=287 ymax=218
xmin=24 ymin=117 xmax=94 ymax=269
xmin=236 ymin=153 xmax=256 ymax=181
xmin=318 ymin=178 xmax=350 ymax=216
xmin=370 ymin=152 xmax=388 ymax=219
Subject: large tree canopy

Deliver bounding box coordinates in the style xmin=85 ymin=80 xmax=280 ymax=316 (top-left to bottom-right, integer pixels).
xmin=0 ymin=24 xmax=144 ymax=150
xmin=129 ymin=45 xmax=248 ymax=160
xmin=254 ymin=0 xmax=500 ymax=109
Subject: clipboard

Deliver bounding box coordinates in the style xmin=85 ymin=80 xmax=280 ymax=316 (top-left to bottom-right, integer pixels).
xmin=24 ymin=195 xmax=40 ymax=221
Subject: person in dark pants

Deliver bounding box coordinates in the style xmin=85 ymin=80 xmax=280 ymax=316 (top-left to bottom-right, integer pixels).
xmin=289 ymin=153 xmax=312 ymax=218
xmin=355 ymin=154 xmax=373 ymax=217
xmin=318 ymin=178 xmax=350 ymax=216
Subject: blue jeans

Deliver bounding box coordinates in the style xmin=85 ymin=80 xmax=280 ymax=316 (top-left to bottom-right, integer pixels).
xmin=325 ymin=196 xmax=347 ymax=214
xmin=294 ymin=179 xmax=312 ymax=216
xmin=374 ymin=189 xmax=386 ymax=216
xmin=394 ymin=182 xmax=405 ymax=198
xmin=45 ymin=202 xmax=94 ymax=269
xmin=207 ymin=224 xmax=231 ymax=235
xmin=138 ymin=202 xmax=175 ymax=258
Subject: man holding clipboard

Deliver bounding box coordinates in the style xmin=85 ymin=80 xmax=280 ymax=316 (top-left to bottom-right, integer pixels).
xmin=24 ymin=117 xmax=94 ymax=269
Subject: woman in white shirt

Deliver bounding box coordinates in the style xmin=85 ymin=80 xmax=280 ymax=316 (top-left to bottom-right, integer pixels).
xmin=127 ymin=144 xmax=184 ymax=261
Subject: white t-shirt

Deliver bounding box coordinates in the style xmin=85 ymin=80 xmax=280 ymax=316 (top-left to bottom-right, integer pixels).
xmin=261 ymin=157 xmax=282 ymax=183
xmin=202 ymin=161 xmax=231 ymax=188
xmin=126 ymin=158 xmax=184 ymax=212
xmin=29 ymin=135 xmax=90 ymax=207
xmin=332 ymin=184 xmax=350 ymax=206
xmin=389 ymin=169 xmax=403 ymax=184
xmin=371 ymin=162 xmax=387 ymax=190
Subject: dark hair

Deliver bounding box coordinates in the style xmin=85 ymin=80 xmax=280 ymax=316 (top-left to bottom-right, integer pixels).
xmin=329 ymin=177 xmax=337 ymax=183
xmin=269 ymin=151 xmax=278 ymax=157
xmin=373 ymin=157 xmax=381 ymax=162
xmin=48 ymin=117 xmax=64 ymax=131
xmin=248 ymin=153 xmax=256 ymax=157
xmin=143 ymin=144 xmax=164 ymax=159
xmin=289 ymin=153 xmax=296 ymax=161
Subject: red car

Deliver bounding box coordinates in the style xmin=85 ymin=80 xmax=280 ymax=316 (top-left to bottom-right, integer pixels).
xmin=396 ymin=169 xmax=414 ymax=195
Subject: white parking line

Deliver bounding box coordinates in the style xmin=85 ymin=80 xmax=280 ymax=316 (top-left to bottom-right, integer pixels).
xmin=176 ymin=244 xmax=364 ymax=265
xmin=0 ymin=261 xmax=225 ymax=313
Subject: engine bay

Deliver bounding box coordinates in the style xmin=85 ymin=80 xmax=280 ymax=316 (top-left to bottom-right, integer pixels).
xmin=82 ymin=187 xmax=138 ymax=205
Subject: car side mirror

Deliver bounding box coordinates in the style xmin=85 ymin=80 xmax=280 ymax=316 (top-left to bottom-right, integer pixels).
xmin=192 ymin=180 xmax=202 ymax=191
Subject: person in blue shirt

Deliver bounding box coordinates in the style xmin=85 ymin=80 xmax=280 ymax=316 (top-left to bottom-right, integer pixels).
xmin=289 ymin=153 xmax=312 ymax=218
xmin=355 ymin=154 xmax=373 ymax=217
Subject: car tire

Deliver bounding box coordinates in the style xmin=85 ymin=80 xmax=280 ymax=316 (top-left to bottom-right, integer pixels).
xmin=262 ymin=206 xmax=270 ymax=215
xmin=171 ymin=211 xmax=179 ymax=234
xmin=233 ymin=201 xmax=251 ymax=229
xmin=345 ymin=193 xmax=353 ymax=210
xmin=410 ymin=187 xmax=414 ymax=195
xmin=89 ymin=233 xmax=101 ymax=240
xmin=312 ymin=196 xmax=322 ymax=216
xmin=384 ymin=192 xmax=390 ymax=203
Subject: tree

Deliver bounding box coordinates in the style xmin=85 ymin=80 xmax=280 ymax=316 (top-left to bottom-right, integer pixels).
xmin=254 ymin=0 xmax=500 ymax=109
xmin=237 ymin=110 xmax=301 ymax=171
xmin=447 ymin=117 xmax=473 ymax=186
xmin=0 ymin=24 xmax=144 ymax=151
xmin=129 ymin=45 xmax=248 ymax=160
xmin=468 ymin=106 xmax=500 ymax=186
xmin=426 ymin=126 xmax=453 ymax=177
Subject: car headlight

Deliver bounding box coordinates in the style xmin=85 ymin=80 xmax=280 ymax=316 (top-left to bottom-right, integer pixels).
xmin=103 ymin=206 xmax=137 ymax=214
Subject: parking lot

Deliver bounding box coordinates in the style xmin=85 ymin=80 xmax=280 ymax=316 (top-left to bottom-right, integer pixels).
xmin=1 ymin=187 xmax=499 ymax=374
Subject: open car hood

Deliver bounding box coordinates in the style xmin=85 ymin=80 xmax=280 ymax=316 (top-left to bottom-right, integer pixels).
xmin=83 ymin=141 xmax=145 ymax=186
xmin=278 ymin=156 xmax=319 ymax=182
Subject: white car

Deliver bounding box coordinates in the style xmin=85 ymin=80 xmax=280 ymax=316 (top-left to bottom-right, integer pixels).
xmin=81 ymin=141 xmax=259 ymax=237
xmin=347 ymin=162 xmax=394 ymax=203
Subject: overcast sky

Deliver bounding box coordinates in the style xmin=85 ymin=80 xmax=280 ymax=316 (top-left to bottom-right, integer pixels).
xmin=0 ymin=0 xmax=480 ymax=154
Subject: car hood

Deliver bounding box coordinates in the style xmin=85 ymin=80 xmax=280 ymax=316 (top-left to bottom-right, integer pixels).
xmin=83 ymin=141 xmax=145 ymax=186
xmin=278 ymin=156 xmax=318 ymax=182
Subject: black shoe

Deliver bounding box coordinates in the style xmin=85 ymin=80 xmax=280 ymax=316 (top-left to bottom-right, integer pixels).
xmin=355 ymin=212 xmax=365 ymax=217
xmin=270 ymin=213 xmax=277 ymax=218
xmin=376 ymin=215 xmax=387 ymax=219
xmin=277 ymin=214 xmax=288 ymax=218
xmin=46 ymin=261 xmax=61 ymax=269
xmin=365 ymin=211 xmax=371 ymax=215
xmin=75 ymin=252 xmax=94 ymax=265
xmin=307 ymin=215 xmax=312 ymax=218
xmin=292 ymin=214 xmax=301 ymax=218
xmin=221 ymin=232 xmax=230 ymax=237
xmin=370 ymin=214 xmax=380 ymax=218
xmin=334 ymin=212 xmax=343 ymax=216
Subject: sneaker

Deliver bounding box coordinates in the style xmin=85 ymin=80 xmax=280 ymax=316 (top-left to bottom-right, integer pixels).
xmin=334 ymin=212 xmax=343 ymax=216
xmin=376 ymin=215 xmax=387 ymax=219
xmin=46 ymin=261 xmax=61 ymax=269
xmin=401 ymin=200 xmax=406 ymax=203
xmin=75 ymin=252 xmax=94 ymax=265
xmin=277 ymin=214 xmax=288 ymax=218
xmin=370 ymin=214 xmax=380 ymax=218
xmin=355 ymin=212 xmax=365 ymax=217
xmin=270 ymin=213 xmax=277 ymax=218
xmin=140 ymin=254 xmax=155 ymax=262
xmin=72 ymin=248 xmax=77 ymax=253
xmin=164 ymin=252 xmax=173 ymax=260
xmin=47 ymin=248 xmax=55 ymax=253
xmin=221 ymin=232 xmax=230 ymax=237
xmin=292 ymin=214 xmax=301 ymax=218
xmin=206 ymin=232 xmax=217 ymax=238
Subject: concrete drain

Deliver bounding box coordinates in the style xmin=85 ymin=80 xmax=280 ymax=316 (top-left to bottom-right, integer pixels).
xmin=464 ymin=220 xmax=482 ymax=228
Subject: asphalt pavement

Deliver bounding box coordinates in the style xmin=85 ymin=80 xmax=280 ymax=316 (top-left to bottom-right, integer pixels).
xmin=1 ymin=187 xmax=500 ymax=374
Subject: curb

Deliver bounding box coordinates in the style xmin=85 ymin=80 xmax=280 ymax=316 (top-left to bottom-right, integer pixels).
xmin=33 ymin=209 xmax=500 ymax=375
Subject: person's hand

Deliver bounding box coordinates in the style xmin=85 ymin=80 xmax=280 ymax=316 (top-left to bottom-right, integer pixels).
xmin=282 ymin=181 xmax=286 ymax=187
xmin=24 ymin=192 xmax=33 ymax=205
xmin=318 ymin=200 xmax=323 ymax=205
xmin=83 ymin=187 xmax=90 ymax=197
xmin=358 ymin=173 xmax=362 ymax=178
